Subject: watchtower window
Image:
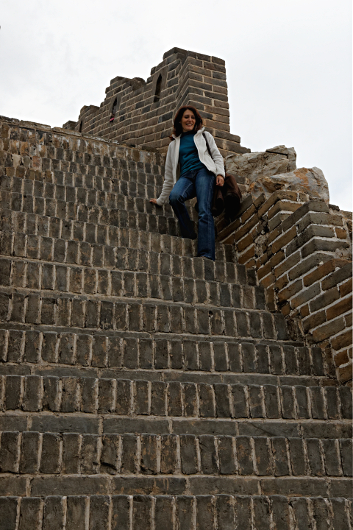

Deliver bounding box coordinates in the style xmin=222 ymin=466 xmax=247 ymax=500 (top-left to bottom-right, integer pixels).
xmin=79 ymin=121 xmax=83 ymax=132
xmin=110 ymin=98 xmax=118 ymax=122
xmin=154 ymin=74 xmax=162 ymax=103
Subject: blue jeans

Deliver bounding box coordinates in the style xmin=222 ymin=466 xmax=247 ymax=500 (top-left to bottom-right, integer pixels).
xmin=169 ymin=168 xmax=216 ymax=260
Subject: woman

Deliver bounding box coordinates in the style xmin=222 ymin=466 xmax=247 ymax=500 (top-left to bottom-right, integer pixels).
xmin=150 ymin=106 xmax=224 ymax=261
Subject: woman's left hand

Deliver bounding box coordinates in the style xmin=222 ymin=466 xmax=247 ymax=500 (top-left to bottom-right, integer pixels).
xmin=216 ymin=175 xmax=225 ymax=187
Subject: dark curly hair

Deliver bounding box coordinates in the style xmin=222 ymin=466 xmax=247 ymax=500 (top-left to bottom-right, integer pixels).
xmin=172 ymin=105 xmax=203 ymax=137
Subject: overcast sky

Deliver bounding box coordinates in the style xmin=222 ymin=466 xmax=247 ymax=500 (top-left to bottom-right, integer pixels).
xmin=1 ymin=0 xmax=351 ymax=210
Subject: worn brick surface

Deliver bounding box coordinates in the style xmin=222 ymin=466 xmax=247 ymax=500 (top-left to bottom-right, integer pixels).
xmin=0 ymin=114 xmax=352 ymax=530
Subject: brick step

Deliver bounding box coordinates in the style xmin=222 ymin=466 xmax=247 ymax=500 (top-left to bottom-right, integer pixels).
xmin=1 ymin=192 xmax=183 ymax=237
xmin=0 ymin=169 xmax=167 ymax=202
xmin=1 ymin=209 xmax=235 ymax=263
xmin=0 ymin=431 xmax=351 ymax=479
xmin=0 ymin=364 xmax=332 ymax=390
xmin=0 ymin=494 xmax=351 ymax=529
xmin=1 ymin=375 xmax=351 ymax=424
xmin=3 ymin=412 xmax=351 ymax=442
xmin=0 ymin=235 xmax=240 ymax=284
xmin=0 ymin=257 xmax=266 ymax=308
xmin=0 ymin=186 xmax=201 ymax=236
xmin=0 ymin=149 xmax=166 ymax=191
xmin=0 ymin=328 xmax=330 ymax=380
xmin=0 ymin=287 xmax=292 ymax=339
xmin=0 ymin=183 xmax=187 ymax=225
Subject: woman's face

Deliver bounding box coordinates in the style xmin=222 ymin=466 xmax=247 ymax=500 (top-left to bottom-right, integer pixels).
xmin=180 ymin=109 xmax=196 ymax=133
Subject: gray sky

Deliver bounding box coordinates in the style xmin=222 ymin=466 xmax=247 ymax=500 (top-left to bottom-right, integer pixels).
xmin=1 ymin=0 xmax=351 ymax=210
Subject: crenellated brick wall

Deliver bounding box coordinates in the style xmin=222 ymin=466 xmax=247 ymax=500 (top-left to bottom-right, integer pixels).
xmin=63 ymin=47 xmax=250 ymax=157
xmin=217 ymin=191 xmax=352 ymax=383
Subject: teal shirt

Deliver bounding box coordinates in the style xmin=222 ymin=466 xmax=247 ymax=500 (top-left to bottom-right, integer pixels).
xmin=179 ymin=131 xmax=205 ymax=177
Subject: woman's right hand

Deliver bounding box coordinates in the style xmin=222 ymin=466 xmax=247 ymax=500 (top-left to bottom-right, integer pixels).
xmin=150 ymin=198 xmax=158 ymax=205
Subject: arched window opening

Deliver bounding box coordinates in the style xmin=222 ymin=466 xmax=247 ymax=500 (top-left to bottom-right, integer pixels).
xmin=154 ymin=74 xmax=162 ymax=103
xmin=79 ymin=121 xmax=83 ymax=132
xmin=110 ymin=97 xmax=118 ymax=123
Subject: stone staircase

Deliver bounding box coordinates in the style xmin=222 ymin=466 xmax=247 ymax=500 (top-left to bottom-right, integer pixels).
xmin=0 ymin=119 xmax=352 ymax=529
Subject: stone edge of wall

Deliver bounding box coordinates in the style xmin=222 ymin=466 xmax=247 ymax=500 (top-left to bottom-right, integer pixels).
xmin=217 ymin=191 xmax=352 ymax=384
xmin=0 ymin=116 xmax=167 ymax=168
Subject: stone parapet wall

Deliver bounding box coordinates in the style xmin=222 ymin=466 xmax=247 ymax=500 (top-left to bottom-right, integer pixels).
xmin=66 ymin=48 xmax=250 ymax=156
xmin=217 ymin=192 xmax=352 ymax=383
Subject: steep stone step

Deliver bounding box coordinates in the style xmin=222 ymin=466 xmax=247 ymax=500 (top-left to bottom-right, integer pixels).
xmin=0 ymin=171 xmax=166 ymax=202
xmin=0 ymin=328 xmax=330 ymax=380
xmin=0 ymin=184 xmax=182 ymax=223
xmin=0 ymin=494 xmax=352 ymax=529
xmin=0 ymin=192 xmax=182 ymax=237
xmin=1 ymin=375 xmax=351 ymax=426
xmin=0 ymin=431 xmax=351 ymax=478
xmin=0 ymin=168 xmax=166 ymax=199
xmin=3 ymin=412 xmax=350 ymax=442
xmin=1 ymin=209 xmax=235 ymax=263
xmin=0 ymin=147 xmax=166 ymax=187
xmin=0 ymin=287 xmax=291 ymax=337
xmin=0 ymin=257 xmax=266 ymax=309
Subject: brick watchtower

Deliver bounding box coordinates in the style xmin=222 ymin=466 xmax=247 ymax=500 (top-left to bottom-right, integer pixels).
xmin=63 ymin=47 xmax=250 ymax=157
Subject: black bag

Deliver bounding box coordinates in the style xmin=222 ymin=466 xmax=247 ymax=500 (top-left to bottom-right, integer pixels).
xmin=202 ymin=133 xmax=242 ymax=220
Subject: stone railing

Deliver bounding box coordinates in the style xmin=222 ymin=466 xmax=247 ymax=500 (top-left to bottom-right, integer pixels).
xmin=217 ymin=191 xmax=352 ymax=383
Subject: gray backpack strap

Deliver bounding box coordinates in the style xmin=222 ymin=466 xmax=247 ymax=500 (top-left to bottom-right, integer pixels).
xmin=202 ymin=132 xmax=213 ymax=158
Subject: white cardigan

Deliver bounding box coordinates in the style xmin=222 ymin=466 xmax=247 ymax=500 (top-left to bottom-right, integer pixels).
xmin=156 ymin=128 xmax=225 ymax=206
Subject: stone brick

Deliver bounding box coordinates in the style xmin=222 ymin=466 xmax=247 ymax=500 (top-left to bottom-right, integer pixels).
xmin=5 ymin=375 xmax=22 ymax=410
xmin=151 ymin=381 xmax=166 ymax=416
xmin=62 ymin=434 xmax=81 ymax=474
xmin=331 ymin=328 xmax=352 ymax=350
xmin=272 ymin=437 xmax=289 ymax=476
xmin=290 ymin=498 xmax=311 ymax=530
xmin=214 ymin=383 xmax=231 ymax=417
xmin=40 ymin=433 xmax=61 ymax=474
xmin=218 ymin=436 xmax=235 ymax=475
xmin=155 ymin=496 xmax=173 ymax=529
xmin=19 ymin=497 xmax=42 ymax=530
xmin=199 ymin=435 xmax=218 ymax=474
xmin=179 ymin=435 xmax=197 ymax=475
xmin=66 ymin=496 xmax=87 ymax=530
xmin=312 ymin=317 xmax=345 ymax=342
xmin=253 ymin=496 xmax=271 ymax=529
xmin=42 ymin=376 xmax=60 ymax=412
xmin=199 ymin=384 xmax=215 ymax=417
xmin=326 ymin=295 xmax=352 ymax=321
xmin=111 ymin=496 xmax=130 ymax=530
xmin=310 ymin=387 xmax=326 ymax=419
xmin=89 ymin=496 xmax=110 ymax=530
xmin=236 ymin=437 xmax=253 ymax=475
xmin=310 ymin=497 xmax=330 ymax=530
xmin=216 ymin=495 xmax=235 ymax=529
xmin=140 ymin=434 xmax=158 ymax=474
xmin=340 ymin=439 xmax=353 ymax=477
xmin=167 ymin=381 xmax=182 ymax=417
xmin=43 ymin=496 xmax=64 ymax=530
xmin=254 ymin=437 xmax=272 ymax=475
xmin=20 ymin=431 xmax=40 ymax=474
xmin=287 ymin=438 xmax=306 ymax=476
xmin=196 ymin=495 xmax=214 ymax=530
xmin=235 ymin=496 xmax=252 ymax=529
xmin=331 ymin=498 xmax=350 ymax=530
xmin=0 ymin=432 xmax=20 ymax=473
xmin=0 ymin=497 xmax=19 ymax=530
xmin=133 ymin=495 xmax=152 ymax=529
xmin=176 ymin=496 xmax=194 ymax=530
